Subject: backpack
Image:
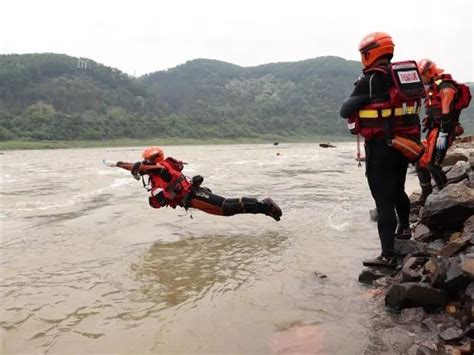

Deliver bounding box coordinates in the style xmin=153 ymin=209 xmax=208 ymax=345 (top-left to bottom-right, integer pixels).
xmin=389 ymin=61 xmax=425 ymax=101
xmin=454 ymin=83 xmax=472 ymax=111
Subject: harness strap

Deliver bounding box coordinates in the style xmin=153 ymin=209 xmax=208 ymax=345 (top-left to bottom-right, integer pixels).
xmin=164 ymin=175 xmax=186 ymax=198
xmin=359 ymin=115 xmax=420 ymax=128
xmin=142 ymin=175 xmax=151 ymax=191
xmin=359 ymin=106 xmax=421 ymax=118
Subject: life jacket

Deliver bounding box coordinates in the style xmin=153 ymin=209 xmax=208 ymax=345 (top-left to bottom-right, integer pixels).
xmin=425 ymin=74 xmax=471 ymax=127
xmin=354 ymin=61 xmax=424 ymax=141
xmin=147 ymin=157 xmax=191 ymax=209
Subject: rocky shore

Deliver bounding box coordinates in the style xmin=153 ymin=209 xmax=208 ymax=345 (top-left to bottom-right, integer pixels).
xmin=360 ymin=137 xmax=474 ymax=354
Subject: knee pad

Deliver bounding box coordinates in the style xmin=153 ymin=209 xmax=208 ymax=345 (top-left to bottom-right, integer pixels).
xmin=222 ymin=197 xmax=259 ymax=216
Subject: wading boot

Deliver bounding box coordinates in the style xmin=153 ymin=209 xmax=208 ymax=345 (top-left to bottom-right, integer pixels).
xmin=428 ymin=163 xmax=448 ymax=191
xmin=363 ymin=254 xmax=397 ymax=268
xmin=417 ymin=165 xmax=433 ymax=206
xmin=395 ymin=225 xmax=412 ymax=240
xmin=262 ymin=197 xmax=282 ymax=221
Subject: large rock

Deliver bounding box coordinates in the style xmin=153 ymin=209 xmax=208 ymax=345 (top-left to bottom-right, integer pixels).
xmin=438 ymin=326 xmax=464 ymax=342
xmin=442 ymin=152 xmax=468 ymax=167
xmin=446 ymin=161 xmax=470 ymax=184
xmin=413 ymin=224 xmax=434 ymax=242
xmin=443 ymin=165 xmax=453 ymax=174
xmin=444 ymin=256 xmax=471 ymax=290
xmin=395 ymin=239 xmax=428 ymax=256
xmin=421 ymin=181 xmax=474 ymax=229
xmin=401 ymin=257 xmax=428 ymax=282
xmin=424 ymin=257 xmax=450 ymax=287
xmin=427 ymin=240 xmax=446 ymax=255
xmin=460 ymin=253 xmax=474 ymax=278
xmin=437 ymin=234 xmax=471 ymax=257
xmin=462 ymin=215 xmax=474 ymax=244
xmin=358 ymin=267 xmax=393 ymax=285
xmin=385 ymin=282 xmax=448 ymax=310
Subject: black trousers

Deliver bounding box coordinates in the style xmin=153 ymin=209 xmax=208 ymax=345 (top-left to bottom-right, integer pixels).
xmin=188 ymin=188 xmax=267 ymax=216
xmin=366 ymin=140 xmax=410 ymax=256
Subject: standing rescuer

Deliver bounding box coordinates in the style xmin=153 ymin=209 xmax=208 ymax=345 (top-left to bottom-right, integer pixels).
xmin=416 ymin=59 xmax=471 ymax=205
xmin=105 ymin=146 xmax=283 ymax=221
xmin=340 ymin=32 xmax=425 ymax=267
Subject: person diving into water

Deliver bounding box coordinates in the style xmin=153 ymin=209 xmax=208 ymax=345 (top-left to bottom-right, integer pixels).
xmin=104 ymin=146 xmax=283 ymax=221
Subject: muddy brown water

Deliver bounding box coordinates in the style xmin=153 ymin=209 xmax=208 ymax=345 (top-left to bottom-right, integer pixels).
xmin=1 ymin=143 xmax=419 ymax=354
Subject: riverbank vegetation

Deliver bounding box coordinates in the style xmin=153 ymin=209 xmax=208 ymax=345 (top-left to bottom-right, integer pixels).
xmin=1 ymin=54 xmax=472 ymax=147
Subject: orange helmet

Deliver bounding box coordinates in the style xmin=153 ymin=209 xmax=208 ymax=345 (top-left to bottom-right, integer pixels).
xmin=358 ymin=32 xmax=394 ymax=69
xmin=142 ymin=146 xmax=164 ymax=163
xmin=417 ymin=58 xmax=444 ymax=79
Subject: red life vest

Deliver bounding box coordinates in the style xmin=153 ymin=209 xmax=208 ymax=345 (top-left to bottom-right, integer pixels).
xmin=148 ymin=157 xmax=191 ymax=208
xmin=425 ymin=74 xmax=467 ymax=127
xmin=356 ymin=61 xmax=423 ymax=141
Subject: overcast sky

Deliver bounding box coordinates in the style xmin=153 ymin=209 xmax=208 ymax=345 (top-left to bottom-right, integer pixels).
xmin=2 ymin=0 xmax=473 ymax=81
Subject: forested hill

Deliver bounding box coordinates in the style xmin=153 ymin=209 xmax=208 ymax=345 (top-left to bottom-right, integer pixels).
xmin=0 ymin=54 xmax=166 ymax=140
xmin=139 ymin=57 xmax=361 ymax=137
xmin=0 ymin=54 xmax=472 ymax=141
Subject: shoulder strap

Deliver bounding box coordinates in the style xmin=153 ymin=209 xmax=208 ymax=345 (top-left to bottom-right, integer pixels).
xmin=363 ymin=65 xmax=389 ymax=75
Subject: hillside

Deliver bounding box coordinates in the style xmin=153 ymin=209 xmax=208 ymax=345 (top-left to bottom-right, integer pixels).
xmin=0 ymin=54 xmax=472 ymax=141
xmin=139 ymin=57 xmax=361 ymax=137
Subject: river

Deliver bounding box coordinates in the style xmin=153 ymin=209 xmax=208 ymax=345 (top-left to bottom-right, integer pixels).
xmin=1 ymin=143 xmax=419 ymax=354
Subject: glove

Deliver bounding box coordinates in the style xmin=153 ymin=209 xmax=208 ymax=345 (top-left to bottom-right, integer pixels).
xmin=103 ymin=160 xmax=118 ymax=167
xmin=436 ymin=132 xmax=449 ymax=151
xmin=131 ymin=161 xmax=142 ymax=180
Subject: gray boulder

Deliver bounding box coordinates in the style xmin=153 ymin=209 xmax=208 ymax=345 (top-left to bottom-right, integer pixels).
xmin=359 ymin=267 xmax=393 ymax=285
xmin=462 ymin=215 xmax=474 ymax=244
xmin=446 ymin=161 xmax=470 ymax=183
xmin=438 ymin=326 xmax=464 ymax=342
xmin=421 ymin=181 xmax=474 ymax=229
xmin=443 ymin=165 xmax=453 ymax=174
xmin=442 ymin=152 xmax=468 ymax=167
xmin=401 ymin=257 xmax=428 ymax=282
xmin=395 ymin=239 xmax=428 ymax=256
xmin=427 ymin=240 xmax=446 ymax=255
xmin=460 ymin=253 xmax=474 ymax=278
xmin=444 ymin=256 xmax=471 ymax=290
xmin=413 ymin=224 xmax=431 ymax=241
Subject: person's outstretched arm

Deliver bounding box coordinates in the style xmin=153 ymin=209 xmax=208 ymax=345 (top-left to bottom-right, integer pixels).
xmin=114 ymin=161 xmax=164 ymax=174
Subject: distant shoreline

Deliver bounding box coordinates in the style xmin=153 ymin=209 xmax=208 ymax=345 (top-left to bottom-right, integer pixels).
xmin=0 ymin=135 xmax=351 ymax=150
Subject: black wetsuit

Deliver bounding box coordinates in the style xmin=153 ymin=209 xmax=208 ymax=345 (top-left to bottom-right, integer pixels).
xmin=340 ymin=68 xmax=410 ymax=256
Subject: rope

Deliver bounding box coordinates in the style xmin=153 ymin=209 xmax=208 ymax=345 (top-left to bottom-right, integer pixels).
xmin=357 ymin=134 xmax=362 ymax=167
